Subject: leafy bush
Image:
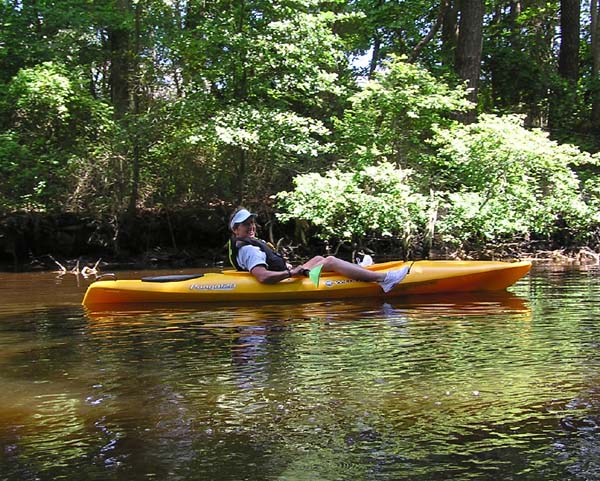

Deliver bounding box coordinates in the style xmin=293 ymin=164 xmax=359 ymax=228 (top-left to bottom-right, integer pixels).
xmin=275 ymin=162 xmax=428 ymax=248
xmin=207 ymin=101 xmax=333 ymax=198
xmin=430 ymin=114 xmax=598 ymax=247
xmin=334 ymin=55 xmax=471 ymax=169
xmin=0 ymin=62 xmax=113 ymax=212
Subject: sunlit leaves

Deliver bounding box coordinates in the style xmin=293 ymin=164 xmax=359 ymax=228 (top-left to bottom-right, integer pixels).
xmin=213 ymin=104 xmax=330 ymax=156
xmin=180 ymin=0 xmax=347 ymax=106
xmin=275 ymin=162 xmax=427 ymax=243
xmin=431 ymin=114 xmax=597 ymax=246
xmin=335 ymin=55 xmax=471 ymax=168
xmin=0 ymin=62 xmax=113 ymax=212
xmin=9 ymin=62 xmax=74 ymax=128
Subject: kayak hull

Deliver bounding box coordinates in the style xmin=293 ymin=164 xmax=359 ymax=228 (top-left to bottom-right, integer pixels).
xmin=82 ymin=260 xmax=532 ymax=307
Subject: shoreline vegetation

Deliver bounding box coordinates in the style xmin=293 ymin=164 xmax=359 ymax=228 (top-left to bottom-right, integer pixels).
xmin=7 ymin=246 xmax=600 ymax=276
xmin=3 ymin=3 xmax=600 ymax=275
xmin=2 ymin=210 xmax=598 ymax=274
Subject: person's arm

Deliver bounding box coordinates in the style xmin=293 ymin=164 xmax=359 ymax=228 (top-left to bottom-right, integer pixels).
xmin=249 ymin=264 xmax=306 ymax=284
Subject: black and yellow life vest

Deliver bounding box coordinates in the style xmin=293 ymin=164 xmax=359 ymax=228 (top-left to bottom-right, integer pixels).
xmin=227 ymin=236 xmax=288 ymax=272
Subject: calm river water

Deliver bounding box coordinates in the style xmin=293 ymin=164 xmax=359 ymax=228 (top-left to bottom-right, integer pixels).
xmin=1 ymin=263 xmax=599 ymax=481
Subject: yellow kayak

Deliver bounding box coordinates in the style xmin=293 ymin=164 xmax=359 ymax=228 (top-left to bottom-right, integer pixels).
xmin=82 ymin=260 xmax=531 ymax=307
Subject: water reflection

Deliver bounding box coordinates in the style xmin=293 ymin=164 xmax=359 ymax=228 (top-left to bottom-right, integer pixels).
xmin=2 ymin=265 xmax=600 ymax=480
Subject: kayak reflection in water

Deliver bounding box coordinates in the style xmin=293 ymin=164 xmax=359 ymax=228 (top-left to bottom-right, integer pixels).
xmin=227 ymin=208 xmax=409 ymax=293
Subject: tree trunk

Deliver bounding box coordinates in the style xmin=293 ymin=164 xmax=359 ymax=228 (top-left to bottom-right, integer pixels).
xmin=591 ymin=0 xmax=600 ymax=130
xmin=369 ymin=34 xmax=381 ymax=80
xmin=368 ymin=0 xmax=384 ymax=79
xmin=108 ymin=0 xmax=131 ymax=118
xmin=233 ymin=0 xmax=249 ymax=205
xmin=509 ymin=0 xmax=522 ymax=45
xmin=127 ymin=1 xmax=143 ymax=216
xmin=455 ymin=0 xmax=484 ymax=123
xmin=441 ymin=0 xmax=459 ymax=67
xmin=236 ymin=148 xmax=248 ymax=206
xmin=549 ymin=0 xmax=581 ymax=130
xmin=558 ymin=0 xmax=580 ymax=83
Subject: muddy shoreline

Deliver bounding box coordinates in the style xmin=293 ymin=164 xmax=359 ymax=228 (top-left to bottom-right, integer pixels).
xmin=2 ymin=211 xmax=598 ymax=273
xmin=0 ymin=210 xmax=229 ymax=272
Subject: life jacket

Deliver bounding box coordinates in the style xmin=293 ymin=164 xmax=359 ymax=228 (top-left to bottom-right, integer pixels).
xmin=227 ymin=236 xmax=288 ymax=272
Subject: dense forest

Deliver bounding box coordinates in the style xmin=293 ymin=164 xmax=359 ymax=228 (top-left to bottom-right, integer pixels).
xmin=1 ymin=0 xmax=600 ymax=268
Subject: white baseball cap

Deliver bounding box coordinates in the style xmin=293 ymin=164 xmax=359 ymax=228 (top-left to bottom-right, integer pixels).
xmin=229 ymin=208 xmax=257 ymax=230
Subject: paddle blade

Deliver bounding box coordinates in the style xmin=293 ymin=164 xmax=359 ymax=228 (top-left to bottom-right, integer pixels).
xmin=309 ymin=264 xmax=323 ymax=287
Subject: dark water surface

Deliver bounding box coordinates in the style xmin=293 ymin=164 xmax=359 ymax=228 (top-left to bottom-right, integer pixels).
xmin=1 ymin=263 xmax=600 ymax=481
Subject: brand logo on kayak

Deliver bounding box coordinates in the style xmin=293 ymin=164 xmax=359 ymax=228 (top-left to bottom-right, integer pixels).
xmin=189 ymin=283 xmax=236 ymax=291
xmin=324 ymin=279 xmax=356 ymax=287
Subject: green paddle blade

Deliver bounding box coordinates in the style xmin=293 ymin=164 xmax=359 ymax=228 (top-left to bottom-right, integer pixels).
xmin=309 ymin=264 xmax=323 ymax=287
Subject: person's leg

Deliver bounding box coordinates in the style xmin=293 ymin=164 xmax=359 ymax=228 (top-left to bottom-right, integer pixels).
xmin=302 ymin=256 xmax=384 ymax=282
xmin=302 ymin=255 xmax=410 ymax=293
xmin=300 ymin=256 xmax=326 ymax=270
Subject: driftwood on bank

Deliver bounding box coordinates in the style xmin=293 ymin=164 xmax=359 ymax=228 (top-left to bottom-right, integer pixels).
xmin=530 ymin=248 xmax=600 ymax=264
xmin=3 ymin=211 xmax=600 ymax=272
xmin=50 ymin=255 xmax=102 ymax=277
xmin=0 ymin=209 xmax=228 ymax=272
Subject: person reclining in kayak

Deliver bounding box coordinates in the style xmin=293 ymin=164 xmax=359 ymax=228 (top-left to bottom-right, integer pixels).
xmin=227 ymin=208 xmax=409 ymax=293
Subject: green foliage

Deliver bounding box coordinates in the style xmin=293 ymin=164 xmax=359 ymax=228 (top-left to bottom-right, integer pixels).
xmin=277 ymin=110 xmax=600 ymax=253
xmin=430 ymin=114 xmax=598 ymax=247
xmin=209 ymin=104 xmax=333 ymax=198
xmin=275 ymin=162 xmax=428 ymax=246
xmin=8 ymin=62 xmax=74 ymax=130
xmin=1 ymin=0 xmax=600 ymax=257
xmin=482 ymin=2 xmax=558 ymax=118
xmin=0 ymin=62 xmax=113 ymax=212
xmin=336 ymin=0 xmax=446 ymax=71
xmin=212 ymin=104 xmax=331 ymax=156
xmin=582 ymin=177 xmax=600 ymax=227
xmin=179 ymin=0 xmax=348 ymax=105
xmin=335 ymin=55 xmax=471 ymax=169
xmin=165 ymin=0 xmax=350 ymax=203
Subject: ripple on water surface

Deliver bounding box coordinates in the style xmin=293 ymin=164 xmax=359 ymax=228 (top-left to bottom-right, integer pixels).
xmin=2 ymin=267 xmax=600 ymax=480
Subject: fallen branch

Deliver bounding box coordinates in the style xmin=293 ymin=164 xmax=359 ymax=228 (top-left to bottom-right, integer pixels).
xmin=70 ymin=259 xmax=80 ymax=275
xmin=577 ymin=248 xmax=600 ymax=265
xmin=49 ymin=255 xmax=67 ymax=274
xmin=81 ymin=258 xmax=102 ymax=277
xmin=49 ymin=256 xmax=102 ymax=277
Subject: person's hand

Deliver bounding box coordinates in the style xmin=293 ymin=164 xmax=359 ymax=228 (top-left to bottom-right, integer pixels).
xmin=290 ymin=265 xmax=311 ymax=277
xmin=290 ymin=265 xmax=306 ymax=276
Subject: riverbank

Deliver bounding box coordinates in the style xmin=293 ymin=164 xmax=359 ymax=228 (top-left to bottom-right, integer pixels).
xmin=0 ymin=209 xmax=228 ymax=272
xmin=6 ymin=246 xmax=599 ymax=276
xmin=1 ymin=211 xmax=599 ymax=272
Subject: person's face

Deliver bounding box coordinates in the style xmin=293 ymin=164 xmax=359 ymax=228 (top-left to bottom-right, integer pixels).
xmin=233 ymin=217 xmax=256 ymax=237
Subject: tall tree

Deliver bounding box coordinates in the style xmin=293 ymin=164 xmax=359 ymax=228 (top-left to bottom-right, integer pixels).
xmin=441 ymin=0 xmax=459 ymax=68
xmin=483 ymin=0 xmax=555 ymax=126
xmin=174 ymin=0 xmax=347 ymax=204
xmin=368 ymin=0 xmax=384 ymax=79
xmin=558 ymin=0 xmax=580 ymax=82
xmin=107 ymin=0 xmax=133 ymax=118
xmin=455 ymin=0 xmax=484 ymax=123
xmin=591 ymin=0 xmax=600 ymax=131
xmin=549 ymin=0 xmax=581 ymax=132
xmin=337 ymin=0 xmax=453 ymax=76
xmin=409 ymin=0 xmax=449 ymax=63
